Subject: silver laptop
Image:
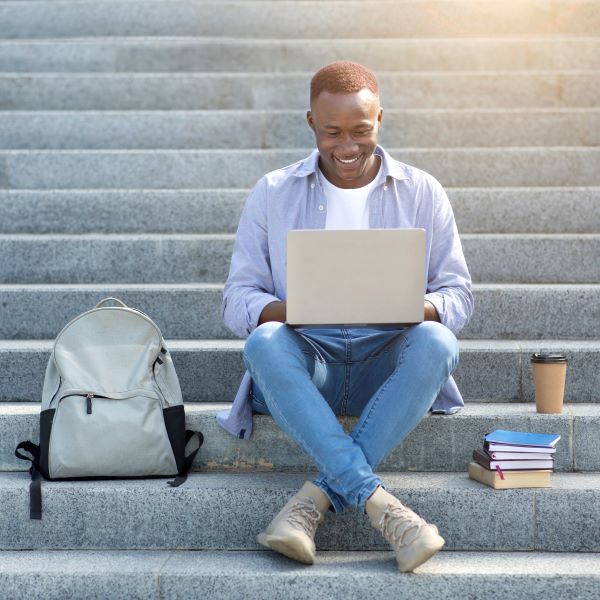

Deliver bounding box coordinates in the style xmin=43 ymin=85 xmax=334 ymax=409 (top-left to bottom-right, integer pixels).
xmin=286 ymin=228 xmax=426 ymax=327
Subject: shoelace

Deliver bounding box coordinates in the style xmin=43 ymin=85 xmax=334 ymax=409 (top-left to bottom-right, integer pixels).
xmin=378 ymin=503 xmax=425 ymax=549
xmin=284 ymin=497 xmax=322 ymax=537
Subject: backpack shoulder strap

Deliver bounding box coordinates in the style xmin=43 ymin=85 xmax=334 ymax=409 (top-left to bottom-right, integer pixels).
xmin=15 ymin=441 xmax=43 ymax=520
xmin=167 ymin=430 xmax=204 ymax=488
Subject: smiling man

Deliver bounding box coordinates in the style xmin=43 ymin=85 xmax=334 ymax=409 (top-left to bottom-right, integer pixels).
xmin=218 ymin=61 xmax=473 ymax=573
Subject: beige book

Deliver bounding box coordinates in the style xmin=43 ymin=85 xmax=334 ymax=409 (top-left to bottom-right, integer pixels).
xmin=468 ymin=461 xmax=552 ymax=489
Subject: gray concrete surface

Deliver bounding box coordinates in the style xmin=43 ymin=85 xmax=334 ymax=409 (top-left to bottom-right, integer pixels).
xmin=2 ymin=38 xmax=600 ymax=72
xmin=1 ymin=550 xmax=599 ymax=600
xmin=462 ymin=284 xmax=600 ymax=338
xmin=3 ymin=109 xmax=599 ymax=149
xmin=1 ymin=283 xmax=599 ymax=339
xmin=2 ymin=0 xmax=599 ymax=580
xmin=1 ymin=1 xmax=599 ymax=39
xmin=1 ymin=402 xmax=583 ymax=472
xmin=463 ymin=235 xmax=600 ymax=283
xmin=572 ymin=405 xmax=600 ymax=471
xmin=1 ymin=471 xmax=599 ymax=550
xmin=2 ymin=72 xmax=599 ymax=110
xmin=1 ymin=339 xmax=599 ymax=403
xmin=451 ymin=188 xmax=600 ymax=234
xmin=0 ymin=550 xmax=168 ymax=600
xmin=1 ymin=188 xmax=599 ymax=234
xmin=2 ymin=148 xmax=600 ymax=189
xmin=1 ymin=234 xmax=599 ymax=283
xmin=0 ymin=189 xmax=247 ymax=234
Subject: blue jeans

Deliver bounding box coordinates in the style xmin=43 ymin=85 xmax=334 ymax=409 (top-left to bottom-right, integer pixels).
xmin=243 ymin=321 xmax=459 ymax=514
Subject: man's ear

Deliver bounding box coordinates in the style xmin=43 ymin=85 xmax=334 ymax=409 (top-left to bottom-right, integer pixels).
xmin=306 ymin=110 xmax=315 ymax=130
xmin=378 ymin=107 xmax=384 ymax=125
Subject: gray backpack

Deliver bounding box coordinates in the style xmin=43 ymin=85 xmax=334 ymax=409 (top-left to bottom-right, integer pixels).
xmin=16 ymin=297 xmax=203 ymax=519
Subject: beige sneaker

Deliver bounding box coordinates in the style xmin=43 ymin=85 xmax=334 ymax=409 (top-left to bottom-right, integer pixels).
xmin=257 ymin=481 xmax=330 ymax=564
xmin=366 ymin=486 xmax=445 ymax=572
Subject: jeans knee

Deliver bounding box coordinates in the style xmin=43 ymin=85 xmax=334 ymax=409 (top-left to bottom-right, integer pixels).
xmin=412 ymin=321 xmax=459 ymax=371
xmin=244 ymin=321 xmax=287 ymax=369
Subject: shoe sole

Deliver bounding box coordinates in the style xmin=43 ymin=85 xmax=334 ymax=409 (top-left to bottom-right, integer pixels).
xmin=396 ymin=534 xmax=445 ymax=573
xmin=257 ymin=533 xmax=315 ymax=565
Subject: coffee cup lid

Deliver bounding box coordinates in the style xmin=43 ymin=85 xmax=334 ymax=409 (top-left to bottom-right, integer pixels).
xmin=531 ymin=353 xmax=568 ymax=364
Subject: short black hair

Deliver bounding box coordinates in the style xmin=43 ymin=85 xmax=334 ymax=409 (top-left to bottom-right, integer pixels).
xmin=310 ymin=61 xmax=379 ymax=105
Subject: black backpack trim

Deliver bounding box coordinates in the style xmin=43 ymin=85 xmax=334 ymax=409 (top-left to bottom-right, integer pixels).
xmin=15 ymin=423 xmax=204 ymax=519
xmin=167 ymin=429 xmax=204 ymax=488
xmin=15 ymin=441 xmax=43 ymax=520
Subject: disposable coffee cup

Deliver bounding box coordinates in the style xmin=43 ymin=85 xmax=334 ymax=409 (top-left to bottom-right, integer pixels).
xmin=531 ymin=353 xmax=567 ymax=414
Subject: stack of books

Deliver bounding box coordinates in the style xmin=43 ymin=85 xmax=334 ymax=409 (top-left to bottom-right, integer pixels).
xmin=468 ymin=429 xmax=561 ymax=489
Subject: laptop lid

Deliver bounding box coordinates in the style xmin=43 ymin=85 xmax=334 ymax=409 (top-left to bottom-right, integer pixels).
xmin=286 ymin=228 xmax=426 ymax=327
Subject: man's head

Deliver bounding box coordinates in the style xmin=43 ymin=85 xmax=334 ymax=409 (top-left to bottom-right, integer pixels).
xmin=307 ymin=61 xmax=383 ymax=189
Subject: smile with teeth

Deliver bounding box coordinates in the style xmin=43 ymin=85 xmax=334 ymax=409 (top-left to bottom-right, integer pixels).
xmin=336 ymin=155 xmax=361 ymax=165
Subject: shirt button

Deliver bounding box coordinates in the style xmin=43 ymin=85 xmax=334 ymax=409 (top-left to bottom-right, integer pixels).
xmin=318 ymin=205 xmax=324 ymax=211
xmin=383 ymin=185 xmax=388 ymax=191
xmin=310 ymin=183 xmax=315 ymax=189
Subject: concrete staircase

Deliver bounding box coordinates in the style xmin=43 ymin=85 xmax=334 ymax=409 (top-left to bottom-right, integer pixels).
xmin=1 ymin=0 xmax=600 ymax=596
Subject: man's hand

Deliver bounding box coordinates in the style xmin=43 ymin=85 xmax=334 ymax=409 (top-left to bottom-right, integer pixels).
xmin=424 ymin=300 xmax=441 ymax=322
xmin=258 ymin=300 xmax=287 ymax=325
xmin=258 ymin=300 xmax=438 ymax=326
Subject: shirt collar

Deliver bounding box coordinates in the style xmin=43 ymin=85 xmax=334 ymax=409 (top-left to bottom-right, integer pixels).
xmin=292 ymin=145 xmax=409 ymax=182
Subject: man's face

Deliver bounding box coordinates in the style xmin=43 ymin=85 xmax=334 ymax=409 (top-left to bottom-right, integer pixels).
xmin=307 ymin=89 xmax=383 ymax=189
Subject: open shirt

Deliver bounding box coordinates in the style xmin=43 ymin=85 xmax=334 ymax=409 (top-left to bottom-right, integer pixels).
xmin=217 ymin=145 xmax=474 ymax=439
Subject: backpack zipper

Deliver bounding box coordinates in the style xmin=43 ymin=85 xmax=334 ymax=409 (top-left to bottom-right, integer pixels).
xmin=86 ymin=393 xmax=94 ymax=415
xmin=46 ymin=376 xmax=62 ymax=411
xmin=51 ymin=388 xmax=163 ymax=411
xmin=152 ymin=358 xmax=171 ymax=407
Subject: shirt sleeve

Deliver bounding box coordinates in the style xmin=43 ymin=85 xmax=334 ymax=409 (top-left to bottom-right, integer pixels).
xmin=424 ymin=180 xmax=474 ymax=335
xmin=221 ymin=177 xmax=281 ymax=339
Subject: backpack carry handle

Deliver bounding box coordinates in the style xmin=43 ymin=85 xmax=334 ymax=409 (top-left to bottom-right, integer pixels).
xmin=95 ymin=297 xmax=128 ymax=309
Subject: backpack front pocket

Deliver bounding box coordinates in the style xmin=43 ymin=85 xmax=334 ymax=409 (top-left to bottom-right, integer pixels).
xmin=48 ymin=390 xmax=178 ymax=479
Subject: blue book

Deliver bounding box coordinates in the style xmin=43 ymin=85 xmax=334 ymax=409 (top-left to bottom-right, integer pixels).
xmin=484 ymin=429 xmax=561 ymax=449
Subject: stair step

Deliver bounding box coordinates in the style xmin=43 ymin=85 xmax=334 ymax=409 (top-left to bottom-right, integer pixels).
xmin=452 ymin=188 xmax=600 ymax=234
xmin=2 ymin=0 xmax=598 ymax=589
xmin=0 ymin=338 xmax=598 ymax=404
xmin=2 ymin=37 xmax=599 ymax=72
xmin=2 ymin=1 xmax=598 ymax=38
xmin=1 ymin=188 xmax=598 ymax=234
xmin=1 ymin=471 xmax=599 ymax=551
xmin=2 ymin=148 xmax=599 ymax=188
xmin=1 ymin=234 xmax=599 ymax=284
xmin=0 ymin=189 xmax=246 ymax=234
xmin=2 ymin=550 xmax=599 ymax=599
xmin=2 ymin=72 xmax=599 ymax=110
xmin=464 ymin=284 xmax=600 ymax=338
xmin=3 ymin=402 xmax=598 ymax=473
xmin=0 ymin=283 xmax=599 ymax=340
xmin=3 ymin=109 xmax=599 ymax=149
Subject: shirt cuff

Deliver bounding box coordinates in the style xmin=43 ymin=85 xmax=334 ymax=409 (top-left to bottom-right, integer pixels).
xmin=424 ymin=291 xmax=446 ymax=326
xmin=246 ymin=292 xmax=282 ymax=335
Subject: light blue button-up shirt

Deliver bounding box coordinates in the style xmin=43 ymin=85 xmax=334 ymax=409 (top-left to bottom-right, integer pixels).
xmin=217 ymin=145 xmax=474 ymax=439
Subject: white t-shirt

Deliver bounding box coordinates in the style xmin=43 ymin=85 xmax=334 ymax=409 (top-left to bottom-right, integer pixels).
xmin=319 ymin=169 xmax=379 ymax=230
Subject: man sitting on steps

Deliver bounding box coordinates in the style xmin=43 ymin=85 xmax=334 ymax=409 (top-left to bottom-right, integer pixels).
xmin=217 ymin=61 xmax=474 ymax=572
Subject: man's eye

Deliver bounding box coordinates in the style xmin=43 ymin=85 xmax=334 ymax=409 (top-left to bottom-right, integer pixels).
xmin=355 ymin=130 xmax=370 ymax=136
xmin=326 ymin=131 xmax=340 ymax=137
